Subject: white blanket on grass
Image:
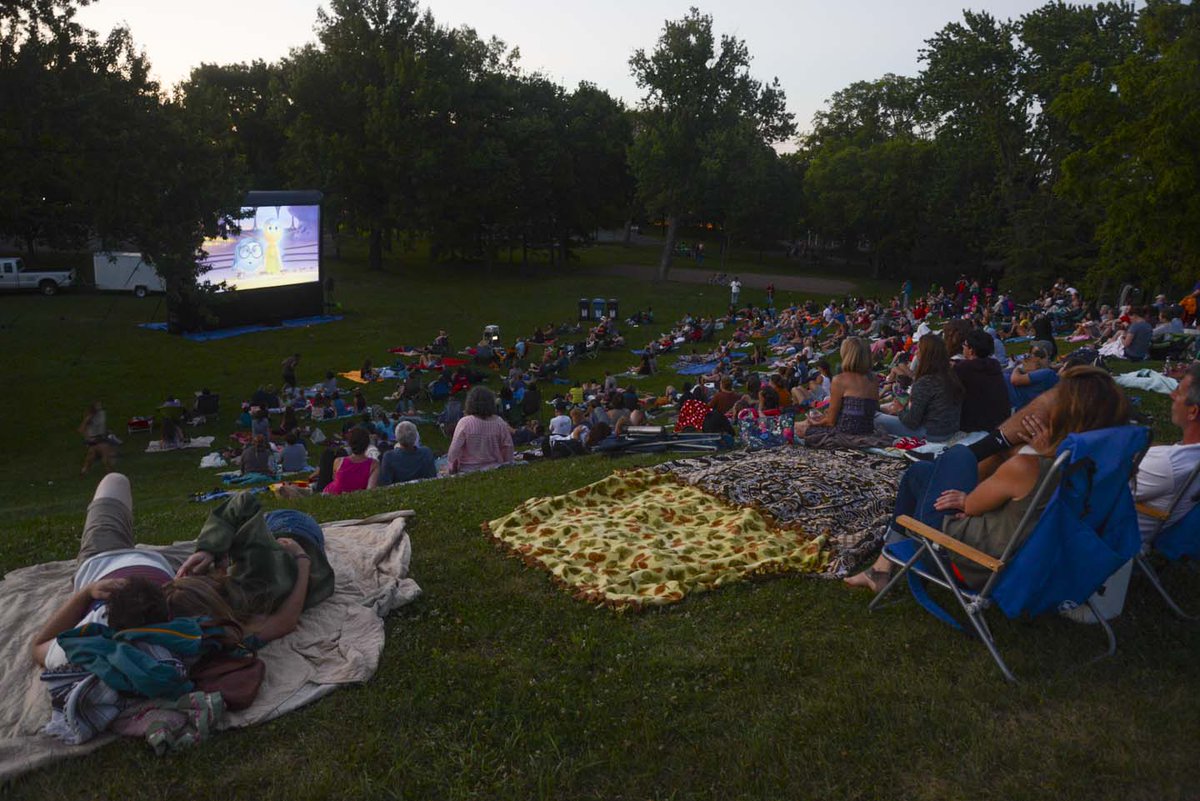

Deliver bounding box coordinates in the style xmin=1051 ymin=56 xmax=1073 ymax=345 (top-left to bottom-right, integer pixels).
xmin=144 ymin=436 xmax=215 ymax=453
xmin=0 ymin=510 xmax=421 ymax=783
xmin=1114 ymin=370 xmax=1178 ymax=395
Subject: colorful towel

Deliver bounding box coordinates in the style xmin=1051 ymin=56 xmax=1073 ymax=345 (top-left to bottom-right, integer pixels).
xmin=337 ymin=370 xmax=378 ymax=384
xmin=484 ymin=470 xmax=827 ymax=608
xmin=655 ymin=449 xmax=905 ymax=578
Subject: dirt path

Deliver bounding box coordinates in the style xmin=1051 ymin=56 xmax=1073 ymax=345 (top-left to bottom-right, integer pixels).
xmin=596 ymin=263 xmax=855 ymax=295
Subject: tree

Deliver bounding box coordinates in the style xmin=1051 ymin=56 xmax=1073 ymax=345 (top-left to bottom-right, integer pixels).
xmin=629 ymin=8 xmax=794 ymax=280
xmin=1054 ymin=0 xmax=1198 ymax=292
xmin=0 ymin=0 xmax=243 ymax=313
xmin=178 ymin=60 xmax=290 ymax=189
xmin=284 ymin=0 xmax=428 ymax=272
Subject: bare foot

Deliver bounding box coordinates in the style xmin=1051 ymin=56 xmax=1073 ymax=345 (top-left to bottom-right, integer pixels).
xmin=843 ymin=567 xmax=891 ymax=593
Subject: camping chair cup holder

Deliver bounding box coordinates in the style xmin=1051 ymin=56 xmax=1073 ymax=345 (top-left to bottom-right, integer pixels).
xmin=869 ymin=427 xmax=1152 ymax=683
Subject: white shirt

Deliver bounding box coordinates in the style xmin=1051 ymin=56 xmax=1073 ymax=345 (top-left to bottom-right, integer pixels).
xmin=730 ymin=280 xmax=741 ymax=295
xmin=44 ymin=549 xmax=174 ymax=669
xmin=548 ymin=414 xmax=573 ymax=440
xmin=1134 ymin=442 xmax=1200 ymax=540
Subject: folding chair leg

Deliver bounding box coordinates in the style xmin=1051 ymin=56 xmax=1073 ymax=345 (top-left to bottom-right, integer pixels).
xmin=1086 ymin=598 xmax=1118 ymax=663
xmin=1135 ymin=555 xmax=1198 ymax=620
xmin=927 ymin=556 xmax=1018 ymax=683
xmin=965 ymin=609 xmax=1017 ymax=683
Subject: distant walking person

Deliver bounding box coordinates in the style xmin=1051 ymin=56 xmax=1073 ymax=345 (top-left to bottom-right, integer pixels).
xmin=901 ymin=279 xmax=913 ymax=309
xmin=80 ymin=401 xmax=117 ymax=475
xmin=281 ymin=352 xmax=301 ymax=391
xmin=695 ymin=242 xmax=705 ymax=265
xmin=730 ymin=276 xmax=742 ymax=307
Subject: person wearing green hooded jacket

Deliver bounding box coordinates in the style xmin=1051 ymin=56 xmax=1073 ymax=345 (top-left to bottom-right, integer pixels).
xmin=170 ymin=492 xmax=335 ymax=647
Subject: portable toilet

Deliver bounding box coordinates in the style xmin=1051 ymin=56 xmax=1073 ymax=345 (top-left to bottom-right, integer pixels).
xmin=606 ymin=298 xmax=619 ymax=320
xmin=591 ymin=297 xmax=606 ymax=321
xmin=578 ymin=298 xmax=590 ymax=321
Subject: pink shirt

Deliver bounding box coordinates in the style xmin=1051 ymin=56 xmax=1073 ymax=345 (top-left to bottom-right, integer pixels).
xmin=323 ymin=455 xmax=377 ymax=495
xmin=446 ymin=415 xmax=515 ymax=474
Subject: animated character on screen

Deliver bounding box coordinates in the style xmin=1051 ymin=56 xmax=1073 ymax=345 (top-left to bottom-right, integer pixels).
xmin=262 ymin=217 xmax=285 ymax=275
xmin=231 ymin=238 xmax=264 ymax=278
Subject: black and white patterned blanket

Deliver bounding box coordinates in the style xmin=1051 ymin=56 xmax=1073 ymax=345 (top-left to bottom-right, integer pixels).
xmin=656 ymin=448 xmax=906 ymax=577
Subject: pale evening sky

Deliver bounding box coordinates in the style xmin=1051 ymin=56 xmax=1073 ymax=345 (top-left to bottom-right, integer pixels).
xmin=79 ymin=0 xmax=1076 ymax=137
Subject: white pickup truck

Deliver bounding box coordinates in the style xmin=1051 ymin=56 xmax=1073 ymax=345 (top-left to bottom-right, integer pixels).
xmin=0 ymin=257 xmax=75 ymax=295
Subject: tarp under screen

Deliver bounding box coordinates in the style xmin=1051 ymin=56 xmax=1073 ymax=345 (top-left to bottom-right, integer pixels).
xmin=139 ymin=314 xmax=343 ymax=342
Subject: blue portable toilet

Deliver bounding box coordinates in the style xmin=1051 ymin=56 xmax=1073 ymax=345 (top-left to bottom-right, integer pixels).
xmin=592 ymin=297 xmax=606 ymax=321
xmin=606 ymin=298 xmax=619 ymax=320
xmin=578 ymin=298 xmax=590 ymax=321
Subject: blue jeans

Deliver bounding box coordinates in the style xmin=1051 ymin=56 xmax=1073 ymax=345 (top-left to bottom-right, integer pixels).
xmin=889 ymin=445 xmax=978 ymax=537
xmin=874 ymin=413 xmax=954 ymax=442
xmin=264 ymin=509 xmax=326 ymax=553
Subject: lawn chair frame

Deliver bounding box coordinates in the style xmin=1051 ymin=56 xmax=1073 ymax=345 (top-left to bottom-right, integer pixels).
xmin=1134 ymin=458 xmax=1200 ymax=619
xmin=869 ymin=437 xmax=1148 ymax=683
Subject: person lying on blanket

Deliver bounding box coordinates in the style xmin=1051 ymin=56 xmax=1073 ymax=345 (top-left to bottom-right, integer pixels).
xmin=844 ymin=367 xmax=1130 ymax=593
xmin=31 ymin=473 xmax=177 ymax=667
xmin=171 ymin=492 xmax=335 ymax=647
xmin=32 ymin=475 xmax=336 ymax=668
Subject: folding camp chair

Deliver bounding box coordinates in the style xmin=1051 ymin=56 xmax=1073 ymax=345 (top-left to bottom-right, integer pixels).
xmin=869 ymin=426 xmax=1151 ymax=682
xmin=1134 ymin=458 xmax=1200 ymax=619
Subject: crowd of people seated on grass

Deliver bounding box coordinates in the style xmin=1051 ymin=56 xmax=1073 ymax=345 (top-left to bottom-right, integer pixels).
xmin=102 ymin=270 xmax=1199 ymax=512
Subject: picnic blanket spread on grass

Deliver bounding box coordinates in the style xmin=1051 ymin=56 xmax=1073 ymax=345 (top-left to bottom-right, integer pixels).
xmin=0 ymin=510 xmax=421 ymax=783
xmin=144 ymin=436 xmax=215 ymax=454
xmin=338 ymin=370 xmax=380 ymax=384
xmin=484 ymin=470 xmax=827 ymax=608
xmin=654 ymin=449 xmax=905 ymax=578
xmin=1114 ymin=369 xmax=1178 ymax=395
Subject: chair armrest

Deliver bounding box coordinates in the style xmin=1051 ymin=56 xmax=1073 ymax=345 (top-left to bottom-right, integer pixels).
xmin=1135 ymin=503 xmax=1171 ymax=521
xmin=895 ymin=515 xmax=1004 ymax=573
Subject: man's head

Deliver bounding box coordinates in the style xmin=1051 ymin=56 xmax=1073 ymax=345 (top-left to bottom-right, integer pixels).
xmin=1170 ymin=363 xmax=1200 ymax=442
xmin=395 ymin=420 xmax=419 ymax=449
xmin=107 ymin=577 xmax=170 ymax=631
xmin=964 ymin=329 xmax=994 ymax=359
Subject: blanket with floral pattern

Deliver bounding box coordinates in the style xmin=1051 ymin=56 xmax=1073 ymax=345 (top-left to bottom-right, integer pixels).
xmin=484 ymin=470 xmax=827 ymax=608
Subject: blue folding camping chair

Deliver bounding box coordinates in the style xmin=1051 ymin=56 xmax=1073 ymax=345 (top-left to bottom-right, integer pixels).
xmin=869 ymin=426 xmax=1151 ymax=682
xmin=1134 ymin=459 xmax=1200 ymax=619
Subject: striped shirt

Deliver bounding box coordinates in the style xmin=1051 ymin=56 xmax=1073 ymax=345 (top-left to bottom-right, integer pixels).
xmin=446 ymin=415 xmax=515 ymax=474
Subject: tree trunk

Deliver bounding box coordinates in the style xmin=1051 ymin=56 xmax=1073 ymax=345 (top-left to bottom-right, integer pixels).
xmin=368 ymin=227 xmax=383 ymax=272
xmin=623 ymin=218 xmax=633 ymax=247
xmin=560 ymin=230 xmax=571 ymax=265
xmin=658 ymin=215 xmax=679 ymax=281
xmin=721 ymin=230 xmax=730 ymax=269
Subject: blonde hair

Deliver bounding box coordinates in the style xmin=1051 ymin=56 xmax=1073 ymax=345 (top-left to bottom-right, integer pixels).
xmin=839 ymin=337 xmax=871 ymax=375
xmin=163 ymin=575 xmax=247 ymax=647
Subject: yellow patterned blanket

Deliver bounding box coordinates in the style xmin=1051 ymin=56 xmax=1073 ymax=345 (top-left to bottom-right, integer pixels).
xmin=484 ymin=470 xmax=827 ymax=608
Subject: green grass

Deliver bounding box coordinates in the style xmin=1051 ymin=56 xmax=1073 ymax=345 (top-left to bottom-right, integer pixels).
xmin=1 ymin=240 xmax=1197 ymax=800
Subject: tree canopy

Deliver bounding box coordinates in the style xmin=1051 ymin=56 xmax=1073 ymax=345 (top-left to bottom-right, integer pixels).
xmin=3 ymin=1 xmax=1199 ymax=299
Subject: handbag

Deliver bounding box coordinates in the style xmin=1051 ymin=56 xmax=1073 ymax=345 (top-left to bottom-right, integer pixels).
xmin=737 ymin=409 xmax=795 ymax=450
xmin=190 ymin=652 xmax=266 ymax=711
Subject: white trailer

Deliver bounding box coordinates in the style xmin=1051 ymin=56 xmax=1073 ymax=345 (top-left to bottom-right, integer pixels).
xmin=92 ymin=252 xmax=166 ymax=297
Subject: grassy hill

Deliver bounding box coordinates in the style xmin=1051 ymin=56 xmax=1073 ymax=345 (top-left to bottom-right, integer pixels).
xmin=1 ymin=242 xmax=1195 ymax=801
